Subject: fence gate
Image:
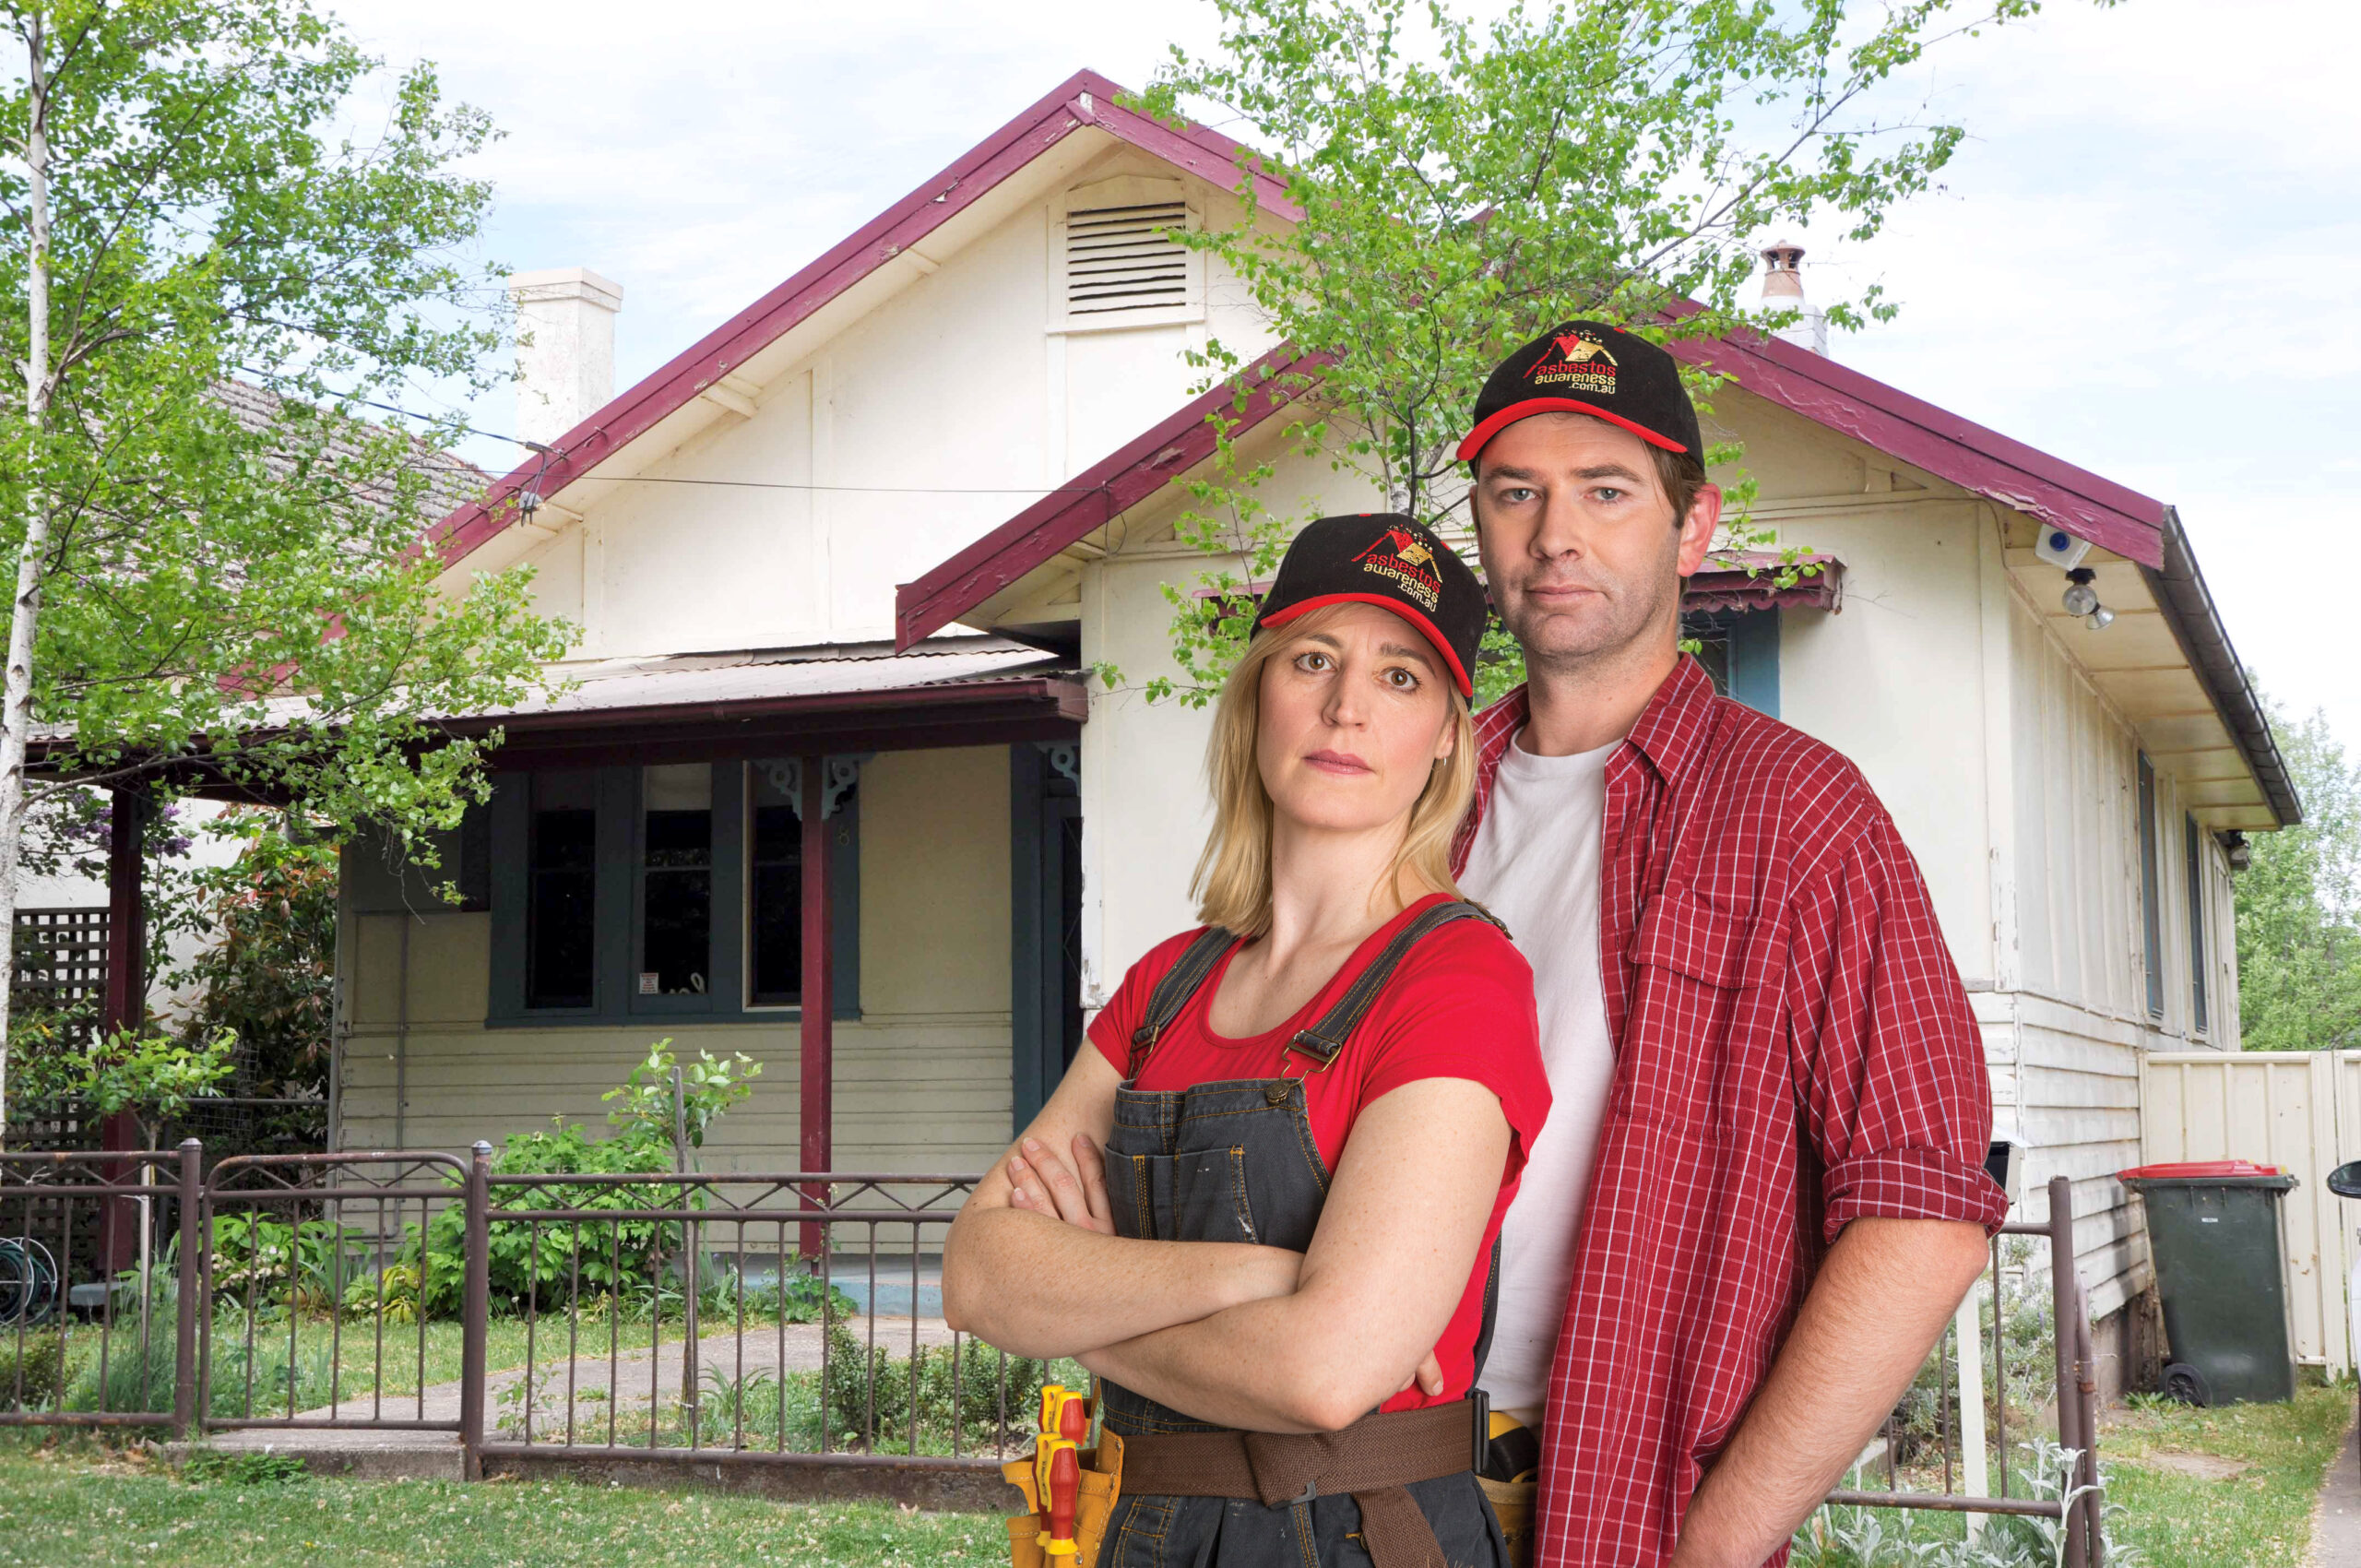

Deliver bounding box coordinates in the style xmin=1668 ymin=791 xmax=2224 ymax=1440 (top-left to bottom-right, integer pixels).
xmin=198 ymin=1153 xmax=477 ymax=1448
xmin=2140 ymin=1050 xmax=2357 ymax=1376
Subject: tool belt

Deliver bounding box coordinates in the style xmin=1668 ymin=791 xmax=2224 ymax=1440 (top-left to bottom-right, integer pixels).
xmin=1475 ymin=1412 xmax=1541 ymax=1568
xmin=1121 ymin=1400 xmax=1480 ymax=1568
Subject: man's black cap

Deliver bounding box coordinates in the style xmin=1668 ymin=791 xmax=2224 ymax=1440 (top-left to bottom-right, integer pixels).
xmin=1253 ymin=514 xmax=1485 ymax=699
xmin=1456 ymin=319 xmax=1702 ymax=464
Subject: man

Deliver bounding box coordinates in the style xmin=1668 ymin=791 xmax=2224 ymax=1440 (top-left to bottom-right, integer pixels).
xmin=1453 ymin=320 xmax=2007 ymax=1568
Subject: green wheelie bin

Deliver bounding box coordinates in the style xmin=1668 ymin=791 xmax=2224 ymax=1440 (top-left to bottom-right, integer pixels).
xmin=2118 ymin=1160 xmax=2298 ymax=1406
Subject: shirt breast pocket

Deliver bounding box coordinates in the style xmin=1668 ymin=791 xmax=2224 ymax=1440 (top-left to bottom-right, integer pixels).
xmin=1615 ymin=887 xmax=1754 ymax=1134
xmin=1105 ymin=1146 xmax=1259 ymax=1244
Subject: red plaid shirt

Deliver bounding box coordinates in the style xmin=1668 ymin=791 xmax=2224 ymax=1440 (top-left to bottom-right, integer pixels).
xmin=1452 ymin=657 xmax=2006 ymax=1568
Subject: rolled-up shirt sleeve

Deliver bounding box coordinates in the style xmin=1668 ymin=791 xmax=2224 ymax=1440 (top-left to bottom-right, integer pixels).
xmin=1785 ymin=808 xmax=2009 ymax=1241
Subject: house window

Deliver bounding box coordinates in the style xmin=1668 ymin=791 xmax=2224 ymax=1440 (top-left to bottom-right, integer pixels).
xmin=526 ymin=771 xmax=598 ymax=1009
xmin=487 ymin=762 xmax=861 ymax=1026
xmin=2139 ymin=754 xmax=2164 ymax=1020
xmin=748 ymin=766 xmax=804 ymax=1006
xmin=637 ymin=765 xmax=713 ymax=997
xmin=1680 ymin=608 xmax=1779 ymax=718
xmin=2186 ymin=814 xmax=2210 ymax=1034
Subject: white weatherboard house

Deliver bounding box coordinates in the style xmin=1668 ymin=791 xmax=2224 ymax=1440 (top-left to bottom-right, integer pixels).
xmin=326 ymin=70 xmax=2292 ymax=1384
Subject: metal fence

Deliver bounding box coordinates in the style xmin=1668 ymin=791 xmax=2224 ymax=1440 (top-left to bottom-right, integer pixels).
xmin=0 ymin=1145 xmax=2106 ymax=1540
xmin=1821 ymin=1176 xmax=2106 ymax=1568
xmin=0 ymin=1142 xmax=1026 ymax=1503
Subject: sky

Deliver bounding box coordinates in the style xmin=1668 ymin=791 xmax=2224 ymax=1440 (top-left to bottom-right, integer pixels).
xmin=332 ymin=0 xmax=2361 ymax=758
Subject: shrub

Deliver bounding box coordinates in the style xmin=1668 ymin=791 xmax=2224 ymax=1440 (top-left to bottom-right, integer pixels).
xmin=206 ymin=1213 xmax=367 ymax=1313
xmin=401 ymin=1041 xmax=764 ymax=1318
xmin=1789 ymin=1438 xmax=2136 ymax=1568
xmin=0 ymin=1330 xmax=67 ymax=1409
xmin=823 ymin=1313 xmax=1050 ymax=1454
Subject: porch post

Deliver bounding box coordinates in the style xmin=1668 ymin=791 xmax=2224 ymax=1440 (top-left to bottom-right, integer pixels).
xmin=100 ymin=789 xmax=148 ymax=1270
xmin=798 ymin=755 xmax=834 ymax=1259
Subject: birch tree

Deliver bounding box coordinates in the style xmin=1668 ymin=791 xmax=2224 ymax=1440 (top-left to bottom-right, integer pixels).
xmin=0 ymin=0 xmax=571 ymax=1118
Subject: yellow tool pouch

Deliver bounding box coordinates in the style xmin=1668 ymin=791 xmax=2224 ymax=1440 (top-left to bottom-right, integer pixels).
xmin=1477 ymin=1411 xmax=1536 ymax=1568
xmin=1477 ymin=1475 xmax=1534 ymax=1568
xmin=1003 ymin=1430 xmax=1123 ymax=1568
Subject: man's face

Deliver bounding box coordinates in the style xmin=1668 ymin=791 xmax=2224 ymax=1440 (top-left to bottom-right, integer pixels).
xmin=1470 ymin=413 xmax=1720 ymax=672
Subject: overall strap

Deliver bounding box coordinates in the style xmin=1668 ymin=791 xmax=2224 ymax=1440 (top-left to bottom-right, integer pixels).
xmin=1287 ymin=900 xmax=1507 ymax=1073
xmin=1127 ymin=926 xmax=1239 ymax=1079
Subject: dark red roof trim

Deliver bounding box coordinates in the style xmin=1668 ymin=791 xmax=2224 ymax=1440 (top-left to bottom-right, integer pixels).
xmin=893 ymin=343 xmax=1330 ymax=649
xmin=1662 ymin=304 xmax=2165 ymax=568
xmin=899 ymin=314 xmax=2172 ymax=649
xmin=425 ymin=69 xmax=1294 ymax=572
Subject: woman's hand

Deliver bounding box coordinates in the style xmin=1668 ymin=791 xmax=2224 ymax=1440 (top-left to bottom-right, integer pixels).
xmin=1004 ymin=1133 xmax=1114 ymax=1235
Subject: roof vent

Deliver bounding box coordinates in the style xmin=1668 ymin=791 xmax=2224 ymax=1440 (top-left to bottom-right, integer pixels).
xmin=1064 ymin=201 xmax=1190 ymax=316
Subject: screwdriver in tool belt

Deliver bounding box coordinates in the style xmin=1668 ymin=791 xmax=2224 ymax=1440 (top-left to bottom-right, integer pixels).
xmin=1035 ymin=1386 xmax=1091 ymax=1559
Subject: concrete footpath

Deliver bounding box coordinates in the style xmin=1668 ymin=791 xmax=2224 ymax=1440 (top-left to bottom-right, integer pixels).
xmin=2313 ymin=1418 xmax=2361 ymax=1568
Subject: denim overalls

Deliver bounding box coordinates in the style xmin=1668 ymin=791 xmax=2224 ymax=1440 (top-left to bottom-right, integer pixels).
xmin=1096 ymin=900 xmax=1512 ymax=1568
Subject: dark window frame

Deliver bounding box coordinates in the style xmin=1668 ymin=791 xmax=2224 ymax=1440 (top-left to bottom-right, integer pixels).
xmin=1010 ymin=742 xmax=1084 ymax=1133
xmin=2139 ymin=754 xmax=2165 ymax=1021
xmin=1680 ymin=607 xmax=1780 ymax=718
xmin=487 ymin=762 xmax=860 ymax=1028
xmin=2185 ymin=813 xmax=2210 ymax=1036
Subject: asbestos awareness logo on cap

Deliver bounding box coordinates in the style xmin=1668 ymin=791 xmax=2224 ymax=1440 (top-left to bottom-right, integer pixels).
xmin=1456 ymin=318 xmax=1703 ymax=464
xmin=1253 ymin=514 xmax=1486 ymax=699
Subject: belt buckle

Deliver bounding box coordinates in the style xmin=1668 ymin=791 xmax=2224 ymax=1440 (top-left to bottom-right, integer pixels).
xmin=1287 ymin=1479 xmax=1317 ymax=1508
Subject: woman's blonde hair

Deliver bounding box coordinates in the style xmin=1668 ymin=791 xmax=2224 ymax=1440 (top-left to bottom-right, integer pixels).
xmin=1191 ymin=601 xmax=1477 ymax=938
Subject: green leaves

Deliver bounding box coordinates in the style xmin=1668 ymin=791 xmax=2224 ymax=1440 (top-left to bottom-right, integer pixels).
xmin=8 ymin=1022 xmax=232 ymax=1145
xmin=0 ymin=0 xmax=568 ymax=930
xmin=2235 ymin=701 xmax=2361 ymax=1052
xmin=602 ymin=1040 xmax=764 ymax=1151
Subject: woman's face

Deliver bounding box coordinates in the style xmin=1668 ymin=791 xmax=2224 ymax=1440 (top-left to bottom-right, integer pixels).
xmin=1256 ymin=601 xmax=1456 ymax=838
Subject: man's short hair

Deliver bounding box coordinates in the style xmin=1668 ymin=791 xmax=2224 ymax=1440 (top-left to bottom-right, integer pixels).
xmin=1468 ymin=441 xmax=1708 ymax=532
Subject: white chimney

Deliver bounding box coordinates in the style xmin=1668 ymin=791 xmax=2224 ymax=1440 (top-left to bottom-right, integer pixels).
xmin=508 ymin=267 xmax=623 ymax=448
xmin=1757 ymin=240 xmax=1827 ymax=356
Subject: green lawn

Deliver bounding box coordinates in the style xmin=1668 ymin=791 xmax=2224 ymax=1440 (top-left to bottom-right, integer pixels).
xmin=1794 ymin=1381 xmax=2354 ymax=1567
xmin=2102 ymin=1382 xmax=2353 ymax=1568
xmin=0 ymin=1445 xmax=1005 ymax=1567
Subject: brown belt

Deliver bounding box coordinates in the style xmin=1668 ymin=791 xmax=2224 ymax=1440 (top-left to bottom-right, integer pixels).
xmin=1120 ymin=1400 xmax=1477 ymax=1568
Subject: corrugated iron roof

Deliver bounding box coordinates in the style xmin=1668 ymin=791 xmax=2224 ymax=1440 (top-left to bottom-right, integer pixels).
xmin=493 ymin=638 xmax=1065 ymax=720
xmin=31 ymin=637 xmax=1069 ymax=747
xmin=1684 ymin=551 xmax=1845 ymax=614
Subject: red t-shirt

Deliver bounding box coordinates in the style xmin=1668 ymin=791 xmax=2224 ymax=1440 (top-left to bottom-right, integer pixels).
xmin=1086 ymin=893 xmax=1548 ymax=1412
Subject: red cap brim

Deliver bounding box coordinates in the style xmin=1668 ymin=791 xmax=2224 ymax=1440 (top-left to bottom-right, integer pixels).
xmin=1454 ymin=397 xmax=1689 ymax=464
xmin=1258 ymin=592 xmax=1473 ymax=699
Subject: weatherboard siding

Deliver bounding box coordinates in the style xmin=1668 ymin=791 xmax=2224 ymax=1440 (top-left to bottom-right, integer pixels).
xmin=333 ymin=745 xmax=1015 ymax=1176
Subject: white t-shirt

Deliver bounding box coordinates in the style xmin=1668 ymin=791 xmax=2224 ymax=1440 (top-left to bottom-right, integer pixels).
xmin=1459 ymin=729 xmax=1619 ymax=1424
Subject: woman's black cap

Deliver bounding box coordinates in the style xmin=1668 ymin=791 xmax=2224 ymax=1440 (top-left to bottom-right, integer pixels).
xmin=1456 ymin=319 xmax=1703 ymax=463
xmin=1252 ymin=514 xmax=1485 ymax=699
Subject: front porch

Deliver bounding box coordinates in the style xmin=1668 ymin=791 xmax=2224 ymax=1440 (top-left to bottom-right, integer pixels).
xmin=332 ymin=636 xmax=1086 ymax=1173
xmin=80 ymin=637 xmax=1086 ymax=1181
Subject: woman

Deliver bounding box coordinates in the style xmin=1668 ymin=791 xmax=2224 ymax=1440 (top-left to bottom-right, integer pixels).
xmin=943 ymin=513 xmax=1548 ymax=1568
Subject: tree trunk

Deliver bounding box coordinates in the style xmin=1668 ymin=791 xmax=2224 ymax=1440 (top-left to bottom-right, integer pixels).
xmin=0 ymin=18 xmax=56 ymax=1141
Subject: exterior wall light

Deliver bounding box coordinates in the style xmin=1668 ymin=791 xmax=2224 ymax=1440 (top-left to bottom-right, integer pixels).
xmin=2084 ymin=606 xmax=2116 ymax=631
xmin=2225 ymin=832 xmax=2251 ymax=872
xmin=2062 ymin=566 xmax=2100 ymax=619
